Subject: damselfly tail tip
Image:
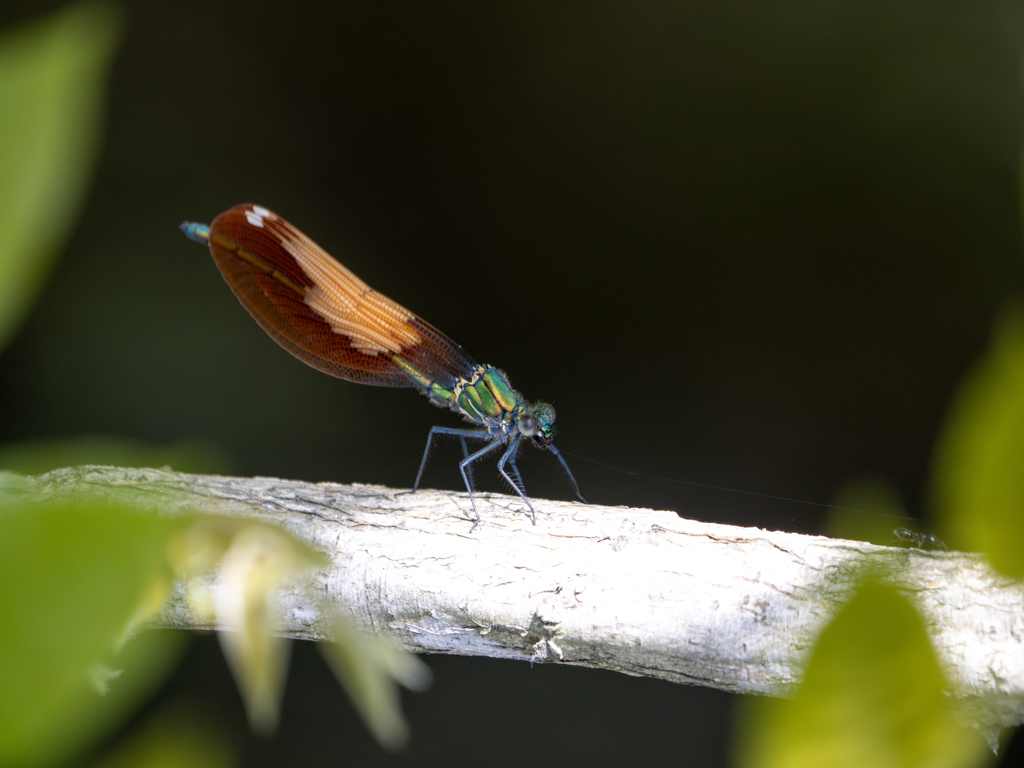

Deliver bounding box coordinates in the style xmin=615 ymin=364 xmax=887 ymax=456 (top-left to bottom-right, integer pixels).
xmin=180 ymin=221 xmax=211 ymax=245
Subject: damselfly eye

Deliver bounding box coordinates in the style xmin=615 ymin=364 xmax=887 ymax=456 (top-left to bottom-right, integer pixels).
xmin=518 ymin=414 xmax=538 ymax=437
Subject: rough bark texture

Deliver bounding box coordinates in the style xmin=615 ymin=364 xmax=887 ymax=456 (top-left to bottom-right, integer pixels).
xmin=26 ymin=465 xmax=1024 ymax=731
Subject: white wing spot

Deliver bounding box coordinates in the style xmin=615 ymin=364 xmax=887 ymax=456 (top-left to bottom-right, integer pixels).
xmin=245 ymin=211 xmax=264 ymax=228
xmin=251 ymin=205 xmax=273 ymax=218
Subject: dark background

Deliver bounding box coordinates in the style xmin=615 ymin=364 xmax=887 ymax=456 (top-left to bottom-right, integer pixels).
xmin=1 ymin=1 xmax=1022 ymax=765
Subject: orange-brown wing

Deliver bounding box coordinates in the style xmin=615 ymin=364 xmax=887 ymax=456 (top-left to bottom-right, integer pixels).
xmin=205 ymin=204 xmax=477 ymax=387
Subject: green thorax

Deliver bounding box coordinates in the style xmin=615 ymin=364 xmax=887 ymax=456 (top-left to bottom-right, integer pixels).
xmin=392 ymin=359 xmax=555 ymax=439
xmin=452 ymin=366 xmax=521 ymax=423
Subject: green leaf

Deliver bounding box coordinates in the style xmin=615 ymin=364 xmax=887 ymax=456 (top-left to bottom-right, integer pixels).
xmin=88 ymin=708 xmax=234 ymax=768
xmin=932 ymin=307 xmax=1024 ymax=577
xmin=735 ymin=580 xmax=990 ymax=768
xmin=0 ymin=1 xmax=121 ymax=353
xmin=0 ymin=500 xmax=186 ymax=767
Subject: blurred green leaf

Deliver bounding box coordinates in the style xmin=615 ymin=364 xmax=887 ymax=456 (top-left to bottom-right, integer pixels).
xmin=320 ymin=613 xmax=432 ymax=751
xmin=0 ymin=500 xmax=186 ymax=767
xmin=88 ymin=708 xmax=234 ymax=768
xmin=0 ymin=436 xmax=233 ymax=476
xmin=0 ymin=469 xmax=32 ymax=495
xmin=932 ymin=307 xmax=1024 ymax=577
xmin=0 ymin=1 xmax=121 ymax=353
xmin=735 ymin=580 xmax=990 ymax=768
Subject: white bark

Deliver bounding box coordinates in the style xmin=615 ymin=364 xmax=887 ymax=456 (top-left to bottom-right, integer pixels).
xmin=28 ymin=466 xmax=1024 ymax=731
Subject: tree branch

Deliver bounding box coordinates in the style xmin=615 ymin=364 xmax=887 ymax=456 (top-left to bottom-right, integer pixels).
xmin=26 ymin=466 xmax=1024 ymax=731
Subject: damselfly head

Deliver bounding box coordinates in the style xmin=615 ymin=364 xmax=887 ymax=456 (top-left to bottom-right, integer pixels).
xmin=519 ymin=403 xmax=556 ymax=447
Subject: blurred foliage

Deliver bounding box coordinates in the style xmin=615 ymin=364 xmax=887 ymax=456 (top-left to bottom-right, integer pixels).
xmin=0 ymin=1 xmax=233 ymax=479
xmin=0 ymin=0 xmax=427 ymax=744
xmin=88 ymin=707 xmax=235 ymax=768
xmin=824 ymin=477 xmax=913 ymax=547
xmin=0 ymin=486 xmax=430 ymax=765
xmin=799 ymin=303 xmax=1024 ymax=765
xmin=168 ymin=516 xmax=328 ymax=734
xmin=321 ymin=612 xmax=432 ymax=751
xmin=0 ymin=469 xmax=32 ymax=494
xmin=0 ymin=436 xmax=232 ymax=476
xmin=932 ymin=307 xmax=1024 ymax=577
xmin=735 ymin=579 xmax=992 ymax=768
xmin=0 ymin=0 xmax=120 ymax=354
xmin=0 ymin=498 xmax=186 ymax=768
xmin=166 ymin=514 xmax=431 ymax=745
